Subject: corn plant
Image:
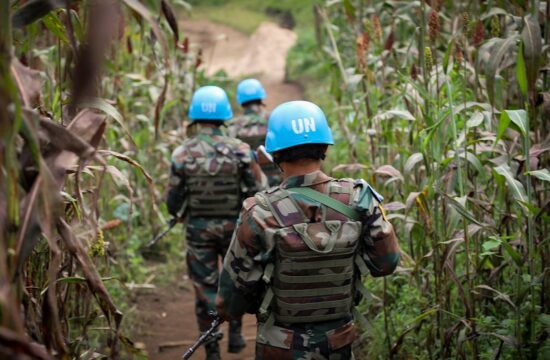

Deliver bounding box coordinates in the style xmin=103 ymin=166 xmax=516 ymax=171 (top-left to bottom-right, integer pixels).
xmin=311 ymin=0 xmax=550 ymax=358
xmin=1 ymin=0 xmax=202 ymax=358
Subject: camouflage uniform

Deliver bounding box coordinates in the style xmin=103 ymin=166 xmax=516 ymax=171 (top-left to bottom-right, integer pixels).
xmin=167 ymin=126 xmax=264 ymax=335
xmin=216 ymin=171 xmax=400 ymax=360
xmin=228 ymin=104 xmax=282 ymax=187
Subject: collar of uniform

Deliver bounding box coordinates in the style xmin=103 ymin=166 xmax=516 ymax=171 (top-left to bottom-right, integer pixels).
xmin=280 ymin=170 xmax=333 ymax=189
xmin=196 ymin=126 xmax=223 ymax=136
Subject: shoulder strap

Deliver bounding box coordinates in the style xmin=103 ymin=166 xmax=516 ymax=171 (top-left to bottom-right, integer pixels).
xmin=287 ymin=187 xmax=361 ymax=221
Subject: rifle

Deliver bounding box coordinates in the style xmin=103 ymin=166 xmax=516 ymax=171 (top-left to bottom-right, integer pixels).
xmin=182 ymin=316 xmax=224 ymax=359
xmin=146 ymin=218 xmax=178 ymax=248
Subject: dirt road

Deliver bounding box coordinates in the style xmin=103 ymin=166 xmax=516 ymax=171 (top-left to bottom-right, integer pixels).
xmin=179 ymin=19 xmax=303 ymax=110
xmin=134 ymin=19 xmax=303 ymax=360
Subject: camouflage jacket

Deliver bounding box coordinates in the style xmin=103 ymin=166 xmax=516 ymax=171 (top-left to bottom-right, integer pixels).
xmin=228 ymin=105 xmax=282 ymax=187
xmin=227 ymin=104 xmax=269 ymax=150
xmin=166 ymin=126 xmax=265 ymax=219
xmin=216 ymin=170 xmax=400 ymax=322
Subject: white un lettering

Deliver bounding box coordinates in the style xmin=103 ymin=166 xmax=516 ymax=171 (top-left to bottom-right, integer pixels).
xmin=291 ymin=117 xmax=316 ymax=134
xmin=201 ymin=102 xmax=217 ymax=113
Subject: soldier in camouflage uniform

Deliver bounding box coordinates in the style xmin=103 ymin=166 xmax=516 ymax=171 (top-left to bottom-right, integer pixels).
xmin=167 ymin=86 xmax=266 ymax=360
xmin=216 ymin=101 xmax=400 ymax=359
xmin=228 ymin=78 xmax=282 ymax=187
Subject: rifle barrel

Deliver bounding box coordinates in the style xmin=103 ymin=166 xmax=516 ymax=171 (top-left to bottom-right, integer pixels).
xmin=146 ymin=218 xmax=178 ymax=247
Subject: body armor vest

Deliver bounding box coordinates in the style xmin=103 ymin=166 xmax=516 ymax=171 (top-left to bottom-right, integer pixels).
xmin=257 ymin=182 xmax=363 ymax=324
xmin=182 ymin=135 xmax=242 ymax=218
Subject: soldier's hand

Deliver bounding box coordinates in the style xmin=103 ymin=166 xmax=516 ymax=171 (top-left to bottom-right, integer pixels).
xmin=215 ymin=295 xmax=232 ymax=321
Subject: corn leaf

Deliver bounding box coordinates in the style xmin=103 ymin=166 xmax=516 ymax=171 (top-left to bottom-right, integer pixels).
xmin=527 ymin=169 xmax=550 ymax=182
xmin=494 ymin=164 xmax=528 ymax=203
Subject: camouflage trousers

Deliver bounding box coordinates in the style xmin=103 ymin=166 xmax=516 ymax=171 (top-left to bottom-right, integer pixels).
xmin=255 ymin=320 xmax=356 ymax=360
xmin=186 ymin=217 xmax=238 ymax=332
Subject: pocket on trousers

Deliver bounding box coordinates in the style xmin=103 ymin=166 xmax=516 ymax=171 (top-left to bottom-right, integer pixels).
xmin=257 ymin=323 xmax=294 ymax=349
xmin=327 ymin=321 xmax=356 ymax=350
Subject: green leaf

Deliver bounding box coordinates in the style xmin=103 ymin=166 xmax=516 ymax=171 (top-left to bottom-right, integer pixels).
xmin=407 ymin=308 xmax=438 ymax=326
xmin=443 ymin=37 xmax=455 ymax=73
xmin=527 ymin=169 xmax=550 ymax=182
xmin=79 ymin=97 xmax=137 ymax=149
xmin=374 ymin=110 xmax=415 ymax=121
xmin=459 ymin=152 xmax=484 ymax=174
xmin=494 ymin=164 xmax=528 ymax=203
xmin=539 ymin=314 xmax=550 ymax=329
xmin=440 ymin=192 xmax=486 ymax=227
xmin=516 ymin=41 xmax=528 ymax=97
xmin=497 ymin=109 xmax=528 ymax=142
xmin=485 ymin=36 xmax=519 ymax=107
xmin=404 ymin=153 xmax=424 ymax=175
xmin=122 ymin=0 xmax=169 ymax=66
xmin=11 ymin=0 xmax=66 ymax=28
xmin=343 ymin=0 xmax=356 ymax=21
xmin=42 ymin=12 xmax=69 ymax=45
xmin=521 ymin=15 xmax=542 ymax=93
xmin=501 ymin=238 xmax=523 ymax=267
xmin=466 ymin=111 xmax=484 ymax=128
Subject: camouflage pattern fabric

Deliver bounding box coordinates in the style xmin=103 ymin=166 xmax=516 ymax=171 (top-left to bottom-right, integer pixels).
xmin=255 ymin=320 xmax=356 ymax=360
xmin=168 ymin=126 xmax=261 ymax=218
xmin=216 ymin=170 xmax=400 ymax=359
xmin=187 ymin=217 xmax=236 ymax=331
xmin=227 ymin=104 xmax=269 ymax=150
xmin=228 ymin=104 xmax=282 ymax=187
xmin=166 ymin=125 xmax=266 ymax=334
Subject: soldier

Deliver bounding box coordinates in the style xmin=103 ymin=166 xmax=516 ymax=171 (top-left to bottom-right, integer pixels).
xmin=167 ymin=86 xmax=266 ymax=360
xmin=216 ymin=101 xmax=400 ymax=359
xmin=228 ymin=78 xmax=282 ymax=187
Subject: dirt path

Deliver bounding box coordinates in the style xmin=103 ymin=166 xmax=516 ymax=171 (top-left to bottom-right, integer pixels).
xmin=179 ymin=19 xmax=303 ymax=110
xmin=134 ymin=20 xmax=303 ymax=360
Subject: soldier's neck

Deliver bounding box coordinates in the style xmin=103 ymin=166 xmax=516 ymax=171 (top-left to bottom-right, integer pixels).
xmin=280 ymin=160 xmax=322 ymax=179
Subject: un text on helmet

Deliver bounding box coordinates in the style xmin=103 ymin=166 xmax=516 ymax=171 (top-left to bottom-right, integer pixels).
xmin=291 ymin=117 xmax=316 ymax=134
xmin=201 ymin=102 xmax=217 ymax=112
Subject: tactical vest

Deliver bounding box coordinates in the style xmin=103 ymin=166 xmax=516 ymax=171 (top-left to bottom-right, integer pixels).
xmin=256 ymin=182 xmax=371 ymax=325
xmin=234 ymin=113 xmax=281 ymax=187
xmin=182 ymin=135 xmax=243 ymax=218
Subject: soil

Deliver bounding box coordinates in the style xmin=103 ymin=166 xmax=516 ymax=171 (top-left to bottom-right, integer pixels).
xmin=133 ymin=20 xmax=303 ymax=360
xmin=179 ymin=20 xmax=303 ymax=110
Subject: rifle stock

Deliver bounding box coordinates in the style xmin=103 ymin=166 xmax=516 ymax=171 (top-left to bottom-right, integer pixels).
xmin=182 ymin=317 xmax=223 ymax=359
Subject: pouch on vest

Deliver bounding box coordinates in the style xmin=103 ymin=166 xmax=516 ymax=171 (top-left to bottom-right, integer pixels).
xmin=256 ymin=185 xmax=364 ymax=325
xmin=183 ymin=137 xmax=242 ymax=218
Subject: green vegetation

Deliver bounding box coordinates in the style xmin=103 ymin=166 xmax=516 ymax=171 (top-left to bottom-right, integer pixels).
xmin=306 ymin=1 xmax=550 ymax=359
xmin=191 ymin=3 xmax=267 ymax=34
xmin=1 ymin=0 xmax=204 ymax=357
xmin=188 ymin=0 xmax=318 ymax=33
xmin=2 ymin=0 xmax=549 ymax=359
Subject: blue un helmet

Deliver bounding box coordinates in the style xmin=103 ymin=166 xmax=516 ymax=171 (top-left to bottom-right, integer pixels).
xmin=236 ymin=78 xmax=266 ymax=105
xmin=265 ymin=101 xmax=334 ymax=153
xmin=188 ymin=86 xmax=233 ymax=121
